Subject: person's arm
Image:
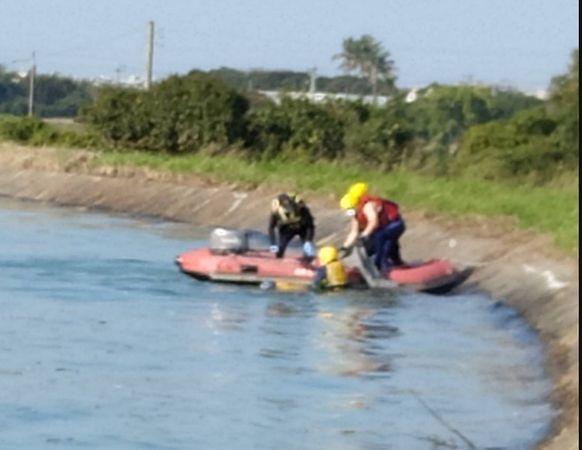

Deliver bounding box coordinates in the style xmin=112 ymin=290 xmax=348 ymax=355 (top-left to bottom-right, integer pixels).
xmin=342 ymin=218 xmax=360 ymax=249
xmin=360 ymin=202 xmax=379 ymax=238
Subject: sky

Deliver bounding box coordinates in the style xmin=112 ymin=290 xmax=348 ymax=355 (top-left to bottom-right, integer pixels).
xmin=1 ymin=0 xmax=579 ymax=91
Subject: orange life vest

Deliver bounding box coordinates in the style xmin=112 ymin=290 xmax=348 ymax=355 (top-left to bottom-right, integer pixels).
xmin=355 ymin=194 xmax=400 ymax=231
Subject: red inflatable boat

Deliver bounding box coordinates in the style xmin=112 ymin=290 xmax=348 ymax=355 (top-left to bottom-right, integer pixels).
xmin=175 ymin=229 xmax=472 ymax=295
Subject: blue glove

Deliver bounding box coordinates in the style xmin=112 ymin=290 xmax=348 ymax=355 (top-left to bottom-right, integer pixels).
xmin=303 ymin=241 xmax=316 ymax=258
xmin=269 ymin=245 xmax=279 ymax=254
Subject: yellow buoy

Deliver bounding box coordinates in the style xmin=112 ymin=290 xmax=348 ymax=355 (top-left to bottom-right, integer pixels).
xmin=275 ymin=280 xmax=310 ymax=293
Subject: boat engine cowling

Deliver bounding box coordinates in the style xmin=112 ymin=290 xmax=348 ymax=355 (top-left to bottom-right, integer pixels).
xmin=209 ymin=228 xmax=248 ymax=254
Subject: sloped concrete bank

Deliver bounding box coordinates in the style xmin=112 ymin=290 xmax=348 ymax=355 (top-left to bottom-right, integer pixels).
xmin=0 ymin=146 xmax=578 ymax=450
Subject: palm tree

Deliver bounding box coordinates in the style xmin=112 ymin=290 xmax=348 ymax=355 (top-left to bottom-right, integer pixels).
xmin=333 ymin=35 xmax=396 ymax=103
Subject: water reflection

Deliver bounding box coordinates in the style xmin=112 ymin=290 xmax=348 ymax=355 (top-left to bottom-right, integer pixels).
xmin=204 ymin=302 xmax=249 ymax=332
xmin=265 ymin=301 xmax=301 ymax=317
xmin=316 ymin=303 xmax=399 ymax=378
xmin=256 ymin=293 xmax=399 ymax=379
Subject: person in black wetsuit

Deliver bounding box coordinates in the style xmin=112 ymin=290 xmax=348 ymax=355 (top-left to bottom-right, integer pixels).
xmin=268 ymin=192 xmax=316 ymax=259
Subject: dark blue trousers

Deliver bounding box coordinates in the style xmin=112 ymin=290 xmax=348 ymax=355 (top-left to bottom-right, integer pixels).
xmin=370 ymin=218 xmax=406 ymax=272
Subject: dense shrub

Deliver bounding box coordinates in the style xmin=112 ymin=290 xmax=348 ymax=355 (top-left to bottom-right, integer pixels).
xmin=81 ymin=73 xmax=249 ymax=153
xmin=454 ymin=50 xmax=578 ymax=183
xmin=0 ymin=114 xmax=103 ymax=148
xmin=0 ymin=115 xmax=46 ymax=141
xmin=246 ymin=97 xmax=346 ymax=159
xmin=80 ymin=87 xmax=146 ymax=143
xmin=343 ymin=108 xmax=413 ymax=168
xmin=402 ymin=85 xmax=542 ymax=144
xmin=149 ymin=74 xmax=249 ymax=153
xmin=74 ymin=50 xmax=579 ymax=185
xmin=547 ymin=49 xmax=579 ymax=162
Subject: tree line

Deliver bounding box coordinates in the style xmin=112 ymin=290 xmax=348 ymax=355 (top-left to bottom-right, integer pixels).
xmin=1 ymin=37 xmax=578 ymax=186
xmin=0 ymin=35 xmax=396 ymax=117
xmin=0 ymin=66 xmax=95 ymax=117
xmin=78 ymin=47 xmax=577 ymax=185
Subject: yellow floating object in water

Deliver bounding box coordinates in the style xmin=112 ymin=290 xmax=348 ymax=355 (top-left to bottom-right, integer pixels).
xmin=275 ymin=280 xmax=310 ymax=293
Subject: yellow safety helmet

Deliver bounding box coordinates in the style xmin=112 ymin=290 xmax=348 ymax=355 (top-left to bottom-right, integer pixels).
xmin=340 ymin=193 xmax=356 ymax=210
xmin=348 ymin=182 xmax=368 ymax=201
xmin=318 ymin=246 xmax=339 ymax=265
xmin=340 ymin=182 xmax=368 ymax=210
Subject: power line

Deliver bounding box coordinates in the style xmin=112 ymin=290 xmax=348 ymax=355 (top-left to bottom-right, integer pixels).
xmin=1 ymin=26 xmax=144 ymax=70
xmin=39 ymin=27 xmax=144 ymax=59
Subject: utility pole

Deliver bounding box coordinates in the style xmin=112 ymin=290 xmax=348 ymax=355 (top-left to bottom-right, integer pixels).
xmin=371 ymin=66 xmax=378 ymax=106
xmin=115 ymin=65 xmax=127 ymax=85
xmin=308 ymin=67 xmax=317 ymax=94
xmin=28 ymin=51 xmax=36 ymax=117
xmin=145 ymin=20 xmax=155 ymax=89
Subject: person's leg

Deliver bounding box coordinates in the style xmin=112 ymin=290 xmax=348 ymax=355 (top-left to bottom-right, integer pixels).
xmin=389 ymin=219 xmax=406 ymax=266
xmin=374 ymin=220 xmax=405 ymax=272
xmin=364 ymin=234 xmax=376 ymax=257
xmin=390 ymin=241 xmax=404 ymax=266
xmin=372 ymin=229 xmax=387 ymax=270
xmin=276 ymin=227 xmax=294 ymax=258
xmin=376 ymin=235 xmax=393 ymax=273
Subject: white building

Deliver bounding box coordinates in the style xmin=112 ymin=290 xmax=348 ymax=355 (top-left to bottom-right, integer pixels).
xmin=258 ymin=90 xmax=389 ymax=106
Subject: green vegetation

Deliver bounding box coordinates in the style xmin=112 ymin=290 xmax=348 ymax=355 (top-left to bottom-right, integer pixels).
xmin=453 ymin=49 xmax=579 ymax=185
xmin=91 ymin=150 xmax=579 ymax=251
xmin=0 ymin=114 xmax=102 ymax=147
xmin=200 ymin=67 xmax=395 ymax=96
xmin=76 ymin=72 xmax=560 ymax=180
xmin=80 ymin=74 xmax=249 ymax=153
xmin=333 ymin=34 xmax=396 ymax=101
xmin=0 ymin=115 xmax=576 ymax=251
xmin=0 ymin=41 xmax=577 ymax=252
xmin=0 ymin=66 xmax=95 ymax=117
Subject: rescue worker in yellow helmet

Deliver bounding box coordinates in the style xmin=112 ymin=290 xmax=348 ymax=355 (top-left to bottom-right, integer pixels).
xmin=312 ymin=246 xmax=348 ymax=291
xmin=268 ymin=192 xmax=316 ymax=259
xmin=339 ymin=182 xmax=405 ymax=274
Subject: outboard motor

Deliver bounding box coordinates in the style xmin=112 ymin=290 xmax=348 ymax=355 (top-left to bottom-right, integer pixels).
xmin=209 ymin=228 xmax=248 ymax=255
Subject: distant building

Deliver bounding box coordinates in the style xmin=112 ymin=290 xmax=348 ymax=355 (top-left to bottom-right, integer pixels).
xmin=525 ymin=89 xmax=549 ymax=100
xmin=405 ymin=88 xmax=418 ymax=103
xmin=89 ymin=74 xmax=146 ymax=88
xmin=258 ymin=90 xmax=389 ymax=106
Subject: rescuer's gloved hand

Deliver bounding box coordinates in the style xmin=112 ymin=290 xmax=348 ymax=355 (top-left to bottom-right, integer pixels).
xmin=356 ymin=235 xmax=369 ymax=248
xmin=338 ymin=246 xmax=352 ymax=259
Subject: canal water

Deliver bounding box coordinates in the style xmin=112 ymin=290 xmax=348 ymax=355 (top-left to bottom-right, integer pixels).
xmin=0 ymin=198 xmax=553 ymax=450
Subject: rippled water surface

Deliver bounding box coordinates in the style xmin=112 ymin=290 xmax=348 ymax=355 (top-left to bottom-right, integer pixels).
xmin=0 ymin=198 xmax=553 ymax=450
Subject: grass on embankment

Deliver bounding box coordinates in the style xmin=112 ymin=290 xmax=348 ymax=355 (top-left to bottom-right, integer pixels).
xmin=92 ymin=149 xmax=579 ymax=252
